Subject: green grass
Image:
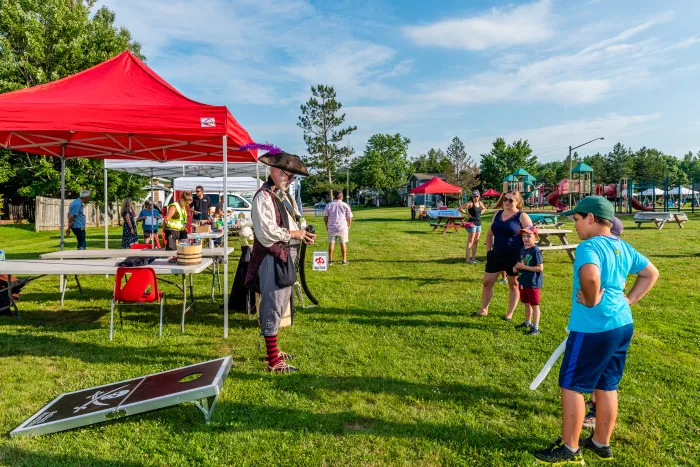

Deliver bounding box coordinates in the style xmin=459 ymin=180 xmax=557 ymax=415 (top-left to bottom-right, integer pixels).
xmin=1 ymin=210 xmax=699 ymax=466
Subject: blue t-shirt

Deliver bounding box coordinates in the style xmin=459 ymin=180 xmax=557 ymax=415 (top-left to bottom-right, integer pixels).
xmin=68 ymin=198 xmax=86 ymax=228
xmin=139 ymin=209 xmax=162 ymax=231
xmin=568 ymin=235 xmax=649 ymax=333
xmin=518 ymin=246 xmax=543 ymax=288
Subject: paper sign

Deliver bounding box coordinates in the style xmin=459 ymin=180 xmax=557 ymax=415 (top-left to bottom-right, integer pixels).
xmin=0 ymin=250 xmax=5 ymax=261
xmin=200 ymin=117 xmax=216 ymax=127
xmin=312 ymin=252 xmax=328 ymax=271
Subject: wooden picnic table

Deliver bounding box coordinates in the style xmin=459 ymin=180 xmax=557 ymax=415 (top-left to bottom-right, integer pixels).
xmin=633 ymin=211 xmax=688 ymax=229
xmin=430 ymin=215 xmax=467 ymax=234
xmin=536 ymin=228 xmax=577 ymax=261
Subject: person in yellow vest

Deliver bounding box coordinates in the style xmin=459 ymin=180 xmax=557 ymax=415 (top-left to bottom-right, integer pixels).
xmin=163 ymin=191 xmax=193 ymax=250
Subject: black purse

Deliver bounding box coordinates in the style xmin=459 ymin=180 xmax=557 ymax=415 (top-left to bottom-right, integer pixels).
xmin=274 ymin=250 xmax=297 ymax=287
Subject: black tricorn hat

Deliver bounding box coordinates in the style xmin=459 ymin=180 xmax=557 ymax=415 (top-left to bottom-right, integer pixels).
xmin=259 ymin=151 xmax=309 ymax=176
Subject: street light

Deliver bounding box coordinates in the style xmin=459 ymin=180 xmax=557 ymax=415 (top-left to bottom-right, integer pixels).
xmin=568 ymin=137 xmax=604 ymax=207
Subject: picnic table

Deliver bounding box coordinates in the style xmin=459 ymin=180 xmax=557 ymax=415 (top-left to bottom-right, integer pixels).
xmin=430 ymin=214 xmax=468 ymax=234
xmin=528 ymin=213 xmax=563 ymax=228
xmin=187 ymin=231 xmax=224 ymax=248
xmin=633 ymin=212 xmax=688 ymax=229
xmin=40 ymin=248 xmax=234 ymax=302
xmin=536 ymin=228 xmax=577 ymax=261
xmin=0 ymin=258 xmax=212 ymax=332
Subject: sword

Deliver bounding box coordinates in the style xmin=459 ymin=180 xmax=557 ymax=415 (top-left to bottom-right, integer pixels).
xmin=530 ymin=333 xmax=569 ymax=391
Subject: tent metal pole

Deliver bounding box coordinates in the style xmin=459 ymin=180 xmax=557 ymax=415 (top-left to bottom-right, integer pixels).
xmin=256 ymin=162 xmax=260 ymax=187
xmin=150 ymin=168 xmax=155 ymax=247
xmin=104 ymin=166 xmax=108 ymax=249
xmin=60 ymin=148 xmax=66 ymax=251
xmin=223 ymin=135 xmax=229 ymax=338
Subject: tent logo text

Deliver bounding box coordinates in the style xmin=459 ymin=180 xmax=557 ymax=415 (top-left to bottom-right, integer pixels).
xmin=200 ymin=118 xmax=216 ymax=127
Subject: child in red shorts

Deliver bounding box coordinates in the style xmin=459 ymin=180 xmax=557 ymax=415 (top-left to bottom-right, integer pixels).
xmin=513 ymin=225 xmax=543 ymax=335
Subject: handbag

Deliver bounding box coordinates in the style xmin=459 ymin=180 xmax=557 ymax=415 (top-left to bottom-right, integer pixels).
xmin=274 ymin=250 xmax=297 ymax=287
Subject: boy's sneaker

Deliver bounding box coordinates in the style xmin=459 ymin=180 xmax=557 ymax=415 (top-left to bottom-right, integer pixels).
xmin=342 ymin=260 xmax=349 ymax=265
xmin=267 ymin=360 xmax=299 ymax=373
xmin=583 ymin=404 xmax=596 ymax=429
xmin=526 ymin=327 xmax=541 ymax=336
xmin=499 ymin=278 xmax=508 ymax=284
xmin=533 ymin=438 xmax=584 ymax=465
xmin=515 ymin=321 xmax=531 ymax=330
xmin=580 ymin=435 xmax=613 ymax=460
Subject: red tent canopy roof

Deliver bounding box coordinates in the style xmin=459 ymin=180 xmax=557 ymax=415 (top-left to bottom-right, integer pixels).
xmin=411 ymin=176 xmax=462 ymax=194
xmin=482 ymin=188 xmax=501 ymax=197
xmin=0 ymin=51 xmax=256 ymax=162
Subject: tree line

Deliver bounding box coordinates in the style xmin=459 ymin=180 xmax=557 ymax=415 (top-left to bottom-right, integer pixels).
xmin=298 ymin=84 xmax=700 ymax=204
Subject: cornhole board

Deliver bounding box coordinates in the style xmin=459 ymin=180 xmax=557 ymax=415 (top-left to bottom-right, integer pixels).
xmin=11 ymin=356 xmax=232 ymax=437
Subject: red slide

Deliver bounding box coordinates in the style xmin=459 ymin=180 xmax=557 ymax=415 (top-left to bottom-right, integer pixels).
xmin=546 ymin=192 xmax=568 ymax=212
xmin=631 ymin=197 xmax=653 ymax=211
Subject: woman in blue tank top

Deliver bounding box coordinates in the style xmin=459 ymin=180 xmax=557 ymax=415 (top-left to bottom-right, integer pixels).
xmin=472 ymin=190 xmax=533 ymax=320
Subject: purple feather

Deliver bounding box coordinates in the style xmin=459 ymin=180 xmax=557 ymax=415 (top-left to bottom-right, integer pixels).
xmin=239 ymin=143 xmax=281 ymax=154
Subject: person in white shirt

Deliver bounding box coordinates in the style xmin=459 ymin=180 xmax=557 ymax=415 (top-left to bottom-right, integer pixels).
xmin=324 ymin=190 xmax=353 ymax=265
xmin=244 ymin=150 xmax=315 ymax=373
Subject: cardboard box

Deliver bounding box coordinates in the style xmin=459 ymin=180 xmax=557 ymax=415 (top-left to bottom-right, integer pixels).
xmin=193 ymin=224 xmax=211 ymax=233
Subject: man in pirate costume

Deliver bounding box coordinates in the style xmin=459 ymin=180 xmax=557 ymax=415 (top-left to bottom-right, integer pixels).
xmin=245 ymin=149 xmax=315 ymax=373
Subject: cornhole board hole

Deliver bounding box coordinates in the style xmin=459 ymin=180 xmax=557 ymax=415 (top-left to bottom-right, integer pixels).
xmin=11 ymin=356 xmax=232 ymax=437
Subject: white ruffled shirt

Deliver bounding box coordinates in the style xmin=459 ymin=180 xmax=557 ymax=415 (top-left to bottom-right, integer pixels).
xmin=252 ymin=188 xmax=300 ymax=248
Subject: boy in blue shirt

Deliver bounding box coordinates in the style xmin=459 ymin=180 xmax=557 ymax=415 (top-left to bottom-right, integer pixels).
xmin=514 ymin=225 xmax=543 ymax=335
xmin=137 ymin=201 xmax=162 ymax=244
xmin=533 ymin=197 xmax=659 ymax=465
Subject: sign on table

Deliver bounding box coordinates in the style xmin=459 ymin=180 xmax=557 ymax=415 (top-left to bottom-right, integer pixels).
xmin=312 ymin=251 xmax=328 ymax=271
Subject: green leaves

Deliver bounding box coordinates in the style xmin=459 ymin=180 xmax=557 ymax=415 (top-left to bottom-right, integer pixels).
xmin=351 ymin=133 xmax=411 ymax=196
xmin=0 ymin=0 xmax=145 ymax=203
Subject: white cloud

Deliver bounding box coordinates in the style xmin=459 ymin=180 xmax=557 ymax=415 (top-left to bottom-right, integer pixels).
xmin=404 ymin=0 xmax=554 ymax=50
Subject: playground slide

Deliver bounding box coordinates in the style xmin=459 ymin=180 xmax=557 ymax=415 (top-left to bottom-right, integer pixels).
xmin=546 ymin=192 xmax=568 ymax=212
xmin=631 ymin=197 xmax=653 ymax=211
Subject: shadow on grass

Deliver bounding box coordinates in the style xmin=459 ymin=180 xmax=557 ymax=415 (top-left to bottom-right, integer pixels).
xmin=361 ymin=275 xmax=465 ymax=286
xmin=0 ymin=331 xmax=214 ymax=366
xmin=351 ymin=257 xmax=474 ymax=265
xmin=307 ymin=307 xmax=457 ymax=319
xmin=316 ymin=316 xmax=489 ymax=330
xmin=0 ymin=447 xmax=143 ymax=467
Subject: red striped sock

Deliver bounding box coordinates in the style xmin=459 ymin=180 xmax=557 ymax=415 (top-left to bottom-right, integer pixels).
xmin=265 ymin=334 xmax=280 ymax=367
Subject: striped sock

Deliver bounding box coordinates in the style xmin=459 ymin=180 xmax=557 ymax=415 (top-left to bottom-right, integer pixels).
xmin=265 ymin=334 xmax=281 ymax=367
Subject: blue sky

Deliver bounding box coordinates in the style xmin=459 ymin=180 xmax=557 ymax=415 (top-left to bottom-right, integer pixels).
xmin=98 ymin=0 xmax=700 ymax=163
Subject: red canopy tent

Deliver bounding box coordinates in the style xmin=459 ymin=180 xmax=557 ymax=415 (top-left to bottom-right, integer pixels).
xmin=0 ymin=51 xmax=259 ymax=337
xmin=482 ymin=188 xmax=501 ymax=197
xmin=410 ymin=176 xmax=462 ymax=194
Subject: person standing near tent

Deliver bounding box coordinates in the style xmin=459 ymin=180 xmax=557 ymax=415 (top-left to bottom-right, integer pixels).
xmin=120 ymin=198 xmax=138 ymax=248
xmin=245 ymin=151 xmax=315 ymax=373
xmin=191 ymin=185 xmax=211 ymax=224
xmin=458 ymin=190 xmax=487 ymax=264
xmin=66 ymin=190 xmax=90 ymax=250
xmin=472 ymin=191 xmax=533 ymax=320
xmin=137 ymin=200 xmax=162 ymax=244
xmin=163 ymin=191 xmax=193 ymax=250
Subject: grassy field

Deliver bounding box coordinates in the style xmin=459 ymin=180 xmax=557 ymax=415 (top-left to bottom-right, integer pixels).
xmin=0 ymin=208 xmax=699 ymax=466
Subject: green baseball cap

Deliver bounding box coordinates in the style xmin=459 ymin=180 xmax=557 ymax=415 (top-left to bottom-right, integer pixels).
xmin=561 ymin=196 xmax=615 ymax=222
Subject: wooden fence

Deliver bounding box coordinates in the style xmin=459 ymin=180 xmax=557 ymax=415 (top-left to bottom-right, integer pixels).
xmin=34 ymin=197 xmax=143 ymax=232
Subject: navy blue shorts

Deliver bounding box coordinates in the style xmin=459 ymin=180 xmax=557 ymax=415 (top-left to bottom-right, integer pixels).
xmin=558 ymin=324 xmax=634 ymax=393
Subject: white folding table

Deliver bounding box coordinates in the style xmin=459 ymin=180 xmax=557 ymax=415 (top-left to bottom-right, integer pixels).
xmin=40 ymin=248 xmax=234 ymax=302
xmin=0 ymin=258 xmax=212 ymax=333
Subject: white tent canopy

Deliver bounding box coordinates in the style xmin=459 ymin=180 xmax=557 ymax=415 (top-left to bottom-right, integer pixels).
xmin=105 ymin=159 xmax=260 ymax=178
xmin=666 ymin=186 xmax=695 ymax=195
xmin=174 ymin=176 xmax=260 ymax=193
xmin=640 ymin=188 xmax=664 ymax=196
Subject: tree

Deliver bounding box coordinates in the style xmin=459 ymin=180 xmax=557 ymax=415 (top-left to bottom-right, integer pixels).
xmin=583 ymin=153 xmax=607 ymax=185
xmin=351 ymin=133 xmax=411 ymax=198
xmin=479 ymin=138 xmax=508 ymax=190
xmin=0 ymin=0 xmax=146 ymax=206
xmin=604 ymin=143 xmax=634 ymax=182
xmin=412 ymin=148 xmax=452 ymax=174
xmin=446 ymin=136 xmax=479 ymax=190
xmin=298 ymin=85 xmax=357 ymax=199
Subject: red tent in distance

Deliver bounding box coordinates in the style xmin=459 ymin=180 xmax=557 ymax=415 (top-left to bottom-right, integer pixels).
xmin=0 ymin=51 xmax=256 ymax=162
xmin=410 ymin=176 xmax=462 ymax=194
xmin=482 ymin=188 xmax=501 ymax=197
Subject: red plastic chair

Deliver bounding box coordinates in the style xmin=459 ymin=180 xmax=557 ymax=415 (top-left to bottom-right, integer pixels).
xmin=160 ymin=231 xmax=167 ymax=249
xmin=130 ymin=243 xmax=153 ymax=250
xmin=110 ymin=267 xmax=166 ymax=340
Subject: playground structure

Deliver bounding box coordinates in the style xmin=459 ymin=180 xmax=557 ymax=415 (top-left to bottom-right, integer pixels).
xmin=503 ymin=168 xmax=544 ymax=207
xmin=546 ymin=162 xmax=594 ymax=212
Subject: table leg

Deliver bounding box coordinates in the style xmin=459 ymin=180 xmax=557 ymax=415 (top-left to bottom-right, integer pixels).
xmin=537 ymin=234 xmax=552 ymax=246
xmin=566 ymin=249 xmax=576 ymax=262
xmin=189 ymin=273 xmax=197 ymax=318
xmin=60 ymin=276 xmax=68 ymax=307
xmin=560 ymin=235 xmax=569 ymax=245
xmin=74 ymin=275 xmax=84 ymax=297
xmin=210 ymin=261 xmax=216 ymax=303
xmin=181 ymin=274 xmax=187 ymax=333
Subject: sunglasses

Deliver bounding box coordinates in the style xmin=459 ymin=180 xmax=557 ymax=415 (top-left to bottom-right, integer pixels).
xmin=504 ymin=197 xmax=515 ymax=203
xmin=282 ymin=170 xmax=296 ymax=180
xmin=196 ymin=190 xmax=202 ymax=193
